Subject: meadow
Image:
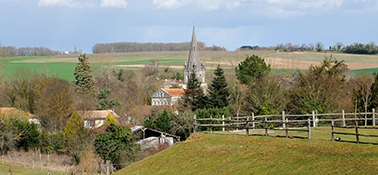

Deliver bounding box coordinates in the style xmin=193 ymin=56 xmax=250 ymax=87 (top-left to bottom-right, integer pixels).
xmin=2 ymin=51 xmax=378 ymax=81
xmin=117 ymin=128 xmax=378 ymax=174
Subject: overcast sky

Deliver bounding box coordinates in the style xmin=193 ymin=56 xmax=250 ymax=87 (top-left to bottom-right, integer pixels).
xmin=0 ymin=0 xmax=377 ymax=53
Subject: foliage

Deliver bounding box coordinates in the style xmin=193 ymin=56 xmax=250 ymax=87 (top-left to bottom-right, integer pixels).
xmin=64 ymin=111 xmax=91 ymax=164
xmin=39 ymin=131 xmax=65 ymax=154
xmin=195 ymin=107 xmax=231 ymax=131
xmin=142 ymin=60 xmax=160 ymax=77
xmin=181 ymin=71 xmax=206 ymax=111
xmin=287 ymin=56 xmax=349 ymax=115
xmin=74 ymin=54 xmax=96 ymax=97
xmin=235 ymin=55 xmax=271 ymax=84
xmin=208 ymin=64 xmax=230 ymax=109
xmin=94 ymin=124 xmax=137 ymax=169
xmin=369 ymin=73 xmax=378 ymax=110
xmin=170 ymin=110 xmax=194 ymax=140
xmin=64 ymin=111 xmax=84 ymax=137
xmin=14 ymin=120 xmax=40 ymax=151
xmin=245 ymin=75 xmax=286 ymax=116
xmin=97 ymin=87 xmax=121 ymax=110
xmin=343 ymin=42 xmax=378 ymax=54
xmin=144 ymin=109 xmax=175 ymax=134
xmin=105 ymin=113 xmax=119 ymax=124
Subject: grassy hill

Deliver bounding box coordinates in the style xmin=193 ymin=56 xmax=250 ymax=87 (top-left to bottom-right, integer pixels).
xmin=117 ymin=129 xmax=378 ymax=174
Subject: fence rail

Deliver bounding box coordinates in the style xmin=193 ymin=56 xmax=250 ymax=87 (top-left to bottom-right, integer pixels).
xmin=194 ymin=110 xmax=378 ymax=141
xmin=331 ymin=120 xmax=378 ymax=145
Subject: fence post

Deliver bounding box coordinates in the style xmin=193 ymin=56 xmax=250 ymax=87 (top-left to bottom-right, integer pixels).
xmin=285 ymin=118 xmax=289 ymax=138
xmin=246 ymin=116 xmax=249 ymax=136
xmin=193 ymin=115 xmax=197 ymax=133
xmin=282 ymin=111 xmax=285 ymax=128
xmin=312 ymin=111 xmax=315 ymax=127
xmin=308 ymin=118 xmax=311 ymax=139
xmin=373 ymin=108 xmax=376 ymax=126
xmin=331 ymin=120 xmax=334 ymax=141
xmin=65 ymin=164 xmax=67 ymax=175
xmin=265 ymin=118 xmax=268 ymax=137
xmin=228 ymin=117 xmax=231 ymax=135
xmin=342 ymin=110 xmax=345 ymax=126
xmin=356 ymin=122 xmax=359 ymax=144
xmin=222 ymin=115 xmax=225 ymax=132
xmin=210 ymin=116 xmax=212 ymax=134
xmin=252 ymin=113 xmax=255 ymax=129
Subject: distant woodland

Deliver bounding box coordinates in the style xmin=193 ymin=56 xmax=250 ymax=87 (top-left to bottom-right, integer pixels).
xmin=92 ymin=42 xmax=226 ymax=53
xmin=0 ymin=46 xmax=60 ymax=57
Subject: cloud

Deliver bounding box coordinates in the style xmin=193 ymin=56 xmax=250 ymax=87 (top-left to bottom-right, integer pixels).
xmin=38 ymin=0 xmax=80 ymax=7
xmin=152 ymin=0 xmax=241 ymax=10
xmin=101 ymin=0 xmax=128 ymax=8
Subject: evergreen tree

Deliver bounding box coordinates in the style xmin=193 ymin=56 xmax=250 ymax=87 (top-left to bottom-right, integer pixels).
xmin=97 ymin=87 xmax=121 ymax=110
xmin=64 ymin=111 xmax=84 ymax=136
xmin=208 ymin=64 xmax=230 ymax=108
xmin=235 ymin=55 xmax=271 ymax=84
xmin=74 ymin=54 xmax=95 ymax=96
xmin=182 ymin=71 xmax=205 ymax=111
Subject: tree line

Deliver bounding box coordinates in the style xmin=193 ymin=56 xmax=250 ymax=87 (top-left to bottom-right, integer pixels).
xmin=343 ymin=42 xmax=378 ymax=54
xmin=0 ymin=46 xmax=61 ymax=57
xmin=92 ymin=42 xmax=228 ymax=53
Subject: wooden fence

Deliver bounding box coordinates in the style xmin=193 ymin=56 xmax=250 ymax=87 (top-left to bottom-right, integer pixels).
xmin=193 ymin=110 xmax=378 ymax=140
xmin=331 ymin=120 xmax=378 ymax=145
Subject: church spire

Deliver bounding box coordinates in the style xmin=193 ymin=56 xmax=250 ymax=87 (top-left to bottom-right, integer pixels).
xmin=187 ymin=26 xmax=201 ymax=71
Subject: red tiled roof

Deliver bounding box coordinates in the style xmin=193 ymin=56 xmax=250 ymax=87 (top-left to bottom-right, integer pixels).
xmin=78 ymin=110 xmax=120 ymax=120
xmin=91 ymin=123 xmax=140 ymax=133
xmin=163 ymin=89 xmax=185 ymax=96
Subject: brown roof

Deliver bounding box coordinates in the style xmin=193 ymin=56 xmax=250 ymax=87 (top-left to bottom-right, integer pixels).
xmin=78 ymin=110 xmax=120 ymax=120
xmin=0 ymin=107 xmax=38 ymax=119
xmin=164 ymin=89 xmax=185 ymax=96
xmin=91 ymin=123 xmax=140 ymax=134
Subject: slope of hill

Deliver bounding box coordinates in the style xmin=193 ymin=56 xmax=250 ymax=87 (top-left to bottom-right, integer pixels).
xmin=116 ymin=131 xmax=378 ymax=174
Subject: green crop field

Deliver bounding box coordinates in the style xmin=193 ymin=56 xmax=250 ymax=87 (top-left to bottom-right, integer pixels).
xmin=2 ymin=51 xmax=378 ymax=82
xmin=117 ymin=128 xmax=378 ymax=175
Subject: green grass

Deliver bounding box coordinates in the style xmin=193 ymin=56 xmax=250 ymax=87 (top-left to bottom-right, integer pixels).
xmin=0 ymin=163 xmax=61 ymax=175
xmin=352 ymin=68 xmax=378 ymax=75
xmin=4 ymin=62 xmax=77 ymax=82
xmin=117 ymin=127 xmax=378 ymax=175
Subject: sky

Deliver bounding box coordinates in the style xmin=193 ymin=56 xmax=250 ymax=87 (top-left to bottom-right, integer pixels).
xmin=0 ymin=0 xmax=378 ymax=53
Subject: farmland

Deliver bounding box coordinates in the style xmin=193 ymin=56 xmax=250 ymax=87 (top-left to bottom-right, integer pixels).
xmin=117 ymin=129 xmax=378 ymax=174
xmin=2 ymin=51 xmax=378 ymax=81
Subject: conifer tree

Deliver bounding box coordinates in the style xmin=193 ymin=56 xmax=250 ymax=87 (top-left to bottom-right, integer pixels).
xmin=182 ymin=71 xmax=205 ymax=111
xmin=208 ymin=64 xmax=230 ymax=108
xmin=64 ymin=111 xmax=84 ymax=136
xmin=105 ymin=113 xmax=119 ymax=124
xmin=74 ymin=54 xmax=95 ymax=96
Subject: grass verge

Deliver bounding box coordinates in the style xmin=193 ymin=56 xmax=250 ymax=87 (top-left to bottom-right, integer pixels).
xmin=117 ymin=128 xmax=378 ymax=175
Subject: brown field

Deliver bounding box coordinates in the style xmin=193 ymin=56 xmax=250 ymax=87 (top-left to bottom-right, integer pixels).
xmin=12 ymin=51 xmax=378 ymax=71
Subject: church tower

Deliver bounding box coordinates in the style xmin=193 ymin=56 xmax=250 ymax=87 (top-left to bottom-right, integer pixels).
xmin=183 ymin=26 xmax=206 ymax=89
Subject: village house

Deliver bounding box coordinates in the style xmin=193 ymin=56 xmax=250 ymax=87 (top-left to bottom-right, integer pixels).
xmin=0 ymin=107 xmax=39 ymax=125
xmin=78 ymin=109 xmax=120 ymax=129
xmin=150 ymin=88 xmax=185 ymax=106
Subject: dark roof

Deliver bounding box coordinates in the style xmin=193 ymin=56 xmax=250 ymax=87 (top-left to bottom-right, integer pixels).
xmin=91 ymin=123 xmax=139 ymax=133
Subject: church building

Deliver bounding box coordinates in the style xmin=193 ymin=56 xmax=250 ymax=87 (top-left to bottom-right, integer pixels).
xmin=151 ymin=26 xmax=207 ymax=106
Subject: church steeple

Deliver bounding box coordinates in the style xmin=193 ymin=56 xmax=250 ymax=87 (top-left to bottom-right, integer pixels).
xmin=187 ymin=26 xmax=201 ymax=71
xmin=183 ymin=25 xmax=206 ymax=87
